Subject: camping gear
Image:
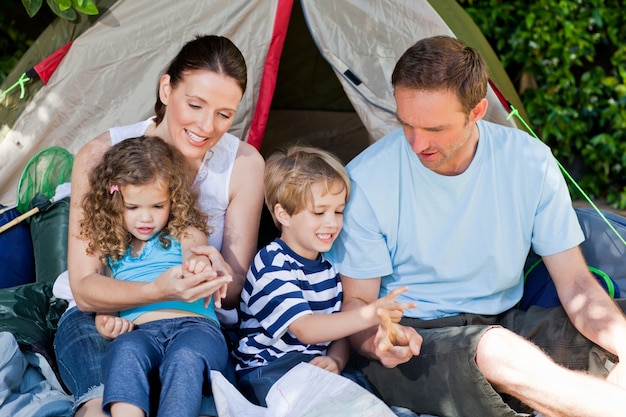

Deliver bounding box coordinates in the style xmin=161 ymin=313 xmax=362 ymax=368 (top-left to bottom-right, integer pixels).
xmin=28 ymin=195 xmax=71 ymax=284
xmin=0 ymin=0 xmax=526 ymax=206
xmin=0 ymin=183 xmax=71 ymax=234
xmin=0 ymin=146 xmax=72 ymax=288
xmin=0 ymin=146 xmax=73 ymax=234
xmin=0 ymin=205 xmax=36 ymax=288
xmin=16 ymin=147 xmax=73 ymax=214
xmin=0 ymin=41 xmax=73 ymax=101
xmin=0 ymin=282 xmax=67 ymax=357
xmin=0 ymin=146 xmax=72 ymax=287
xmin=521 ymin=207 xmax=626 ymax=310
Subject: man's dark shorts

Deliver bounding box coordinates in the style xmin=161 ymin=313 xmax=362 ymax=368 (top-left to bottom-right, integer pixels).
xmin=351 ymin=301 xmax=622 ymax=417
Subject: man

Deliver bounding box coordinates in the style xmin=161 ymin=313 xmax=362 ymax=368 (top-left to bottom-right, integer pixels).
xmin=326 ymin=35 xmax=626 ymax=417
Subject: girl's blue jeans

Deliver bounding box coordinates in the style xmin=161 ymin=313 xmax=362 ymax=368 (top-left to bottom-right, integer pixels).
xmin=54 ymin=307 xmax=229 ymax=416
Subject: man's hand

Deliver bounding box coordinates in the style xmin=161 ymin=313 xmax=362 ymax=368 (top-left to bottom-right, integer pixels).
xmin=374 ymin=309 xmax=422 ymax=368
xmin=96 ymin=313 xmax=134 ymax=340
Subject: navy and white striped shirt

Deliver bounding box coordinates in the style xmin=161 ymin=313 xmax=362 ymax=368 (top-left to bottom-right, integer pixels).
xmin=234 ymin=239 xmax=342 ymax=373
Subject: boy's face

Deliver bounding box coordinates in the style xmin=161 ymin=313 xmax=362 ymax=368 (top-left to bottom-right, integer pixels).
xmin=279 ymin=181 xmax=346 ymax=260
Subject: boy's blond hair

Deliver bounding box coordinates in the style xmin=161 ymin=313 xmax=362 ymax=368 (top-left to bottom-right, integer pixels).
xmin=264 ymin=145 xmax=350 ymax=231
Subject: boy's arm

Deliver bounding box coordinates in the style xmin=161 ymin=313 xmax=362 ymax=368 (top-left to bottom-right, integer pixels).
xmin=287 ymin=286 xmax=413 ymax=345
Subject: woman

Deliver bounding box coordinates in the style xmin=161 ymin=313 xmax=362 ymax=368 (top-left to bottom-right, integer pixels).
xmin=53 ymin=35 xmax=265 ymax=417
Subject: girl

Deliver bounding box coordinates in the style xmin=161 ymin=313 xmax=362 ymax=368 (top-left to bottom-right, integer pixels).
xmin=53 ymin=35 xmax=264 ymax=417
xmin=81 ymin=136 xmax=233 ymax=417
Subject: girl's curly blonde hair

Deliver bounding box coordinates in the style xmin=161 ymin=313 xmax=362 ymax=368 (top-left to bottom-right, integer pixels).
xmin=80 ymin=136 xmax=210 ymax=264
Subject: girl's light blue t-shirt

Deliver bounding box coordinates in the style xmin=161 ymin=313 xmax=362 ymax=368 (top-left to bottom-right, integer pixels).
xmin=108 ymin=234 xmax=218 ymax=325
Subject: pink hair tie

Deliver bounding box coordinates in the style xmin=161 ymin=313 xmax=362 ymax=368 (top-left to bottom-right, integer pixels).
xmin=109 ymin=185 xmax=119 ymax=194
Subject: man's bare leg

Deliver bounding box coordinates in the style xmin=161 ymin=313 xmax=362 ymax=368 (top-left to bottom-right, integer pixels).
xmin=476 ymin=327 xmax=625 ymax=417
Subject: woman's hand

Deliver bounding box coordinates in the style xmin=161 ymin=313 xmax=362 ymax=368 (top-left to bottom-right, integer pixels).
xmin=151 ymin=260 xmax=231 ymax=306
xmin=190 ymin=246 xmax=233 ymax=308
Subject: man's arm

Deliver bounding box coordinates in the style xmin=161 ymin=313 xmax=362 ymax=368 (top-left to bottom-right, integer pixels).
xmin=340 ymin=275 xmax=422 ymax=367
xmin=545 ymin=246 xmax=626 ymax=360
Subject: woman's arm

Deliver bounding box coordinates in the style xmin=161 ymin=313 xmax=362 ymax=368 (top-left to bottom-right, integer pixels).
xmin=95 ymin=313 xmax=134 ymax=340
xmin=221 ymin=141 xmax=265 ymax=308
xmin=67 ymin=132 xmax=136 ymax=312
xmin=68 ymin=133 xmax=224 ymax=313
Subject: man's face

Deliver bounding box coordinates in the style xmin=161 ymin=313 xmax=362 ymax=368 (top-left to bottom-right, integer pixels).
xmin=395 ymin=87 xmax=483 ymax=176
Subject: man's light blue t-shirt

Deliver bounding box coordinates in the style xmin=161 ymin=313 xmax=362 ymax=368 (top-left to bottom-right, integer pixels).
xmin=326 ymin=120 xmax=583 ymax=320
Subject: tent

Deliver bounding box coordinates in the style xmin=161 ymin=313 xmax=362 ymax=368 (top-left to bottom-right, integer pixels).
xmin=0 ymin=0 xmax=526 ymax=206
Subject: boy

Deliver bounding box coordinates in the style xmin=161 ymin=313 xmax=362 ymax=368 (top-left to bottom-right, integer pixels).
xmin=233 ymin=145 xmax=413 ymax=406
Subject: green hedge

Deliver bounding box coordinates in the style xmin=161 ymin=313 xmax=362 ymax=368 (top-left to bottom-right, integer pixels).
xmin=460 ymin=0 xmax=626 ymax=209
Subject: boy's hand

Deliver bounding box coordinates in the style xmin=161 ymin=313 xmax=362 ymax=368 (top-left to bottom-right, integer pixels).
xmin=96 ymin=313 xmax=134 ymax=340
xmin=371 ymin=286 xmax=416 ymax=323
xmin=309 ymin=355 xmax=341 ymax=374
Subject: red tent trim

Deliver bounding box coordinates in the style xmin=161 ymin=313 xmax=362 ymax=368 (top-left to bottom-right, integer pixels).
xmin=246 ymin=0 xmax=294 ymax=150
xmin=33 ymin=41 xmax=74 ymax=85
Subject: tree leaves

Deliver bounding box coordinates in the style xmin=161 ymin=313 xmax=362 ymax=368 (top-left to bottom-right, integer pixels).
xmin=22 ymin=0 xmax=99 ymax=20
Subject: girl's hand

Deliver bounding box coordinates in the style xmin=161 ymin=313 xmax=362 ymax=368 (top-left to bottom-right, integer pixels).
xmin=309 ymin=355 xmax=341 ymax=374
xmin=96 ymin=313 xmax=134 ymax=340
xmin=190 ymin=246 xmax=234 ymax=309
xmin=183 ymin=254 xmax=212 ymax=275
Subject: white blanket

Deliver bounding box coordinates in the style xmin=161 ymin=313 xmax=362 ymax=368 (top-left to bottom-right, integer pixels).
xmin=211 ymin=362 xmax=398 ymax=417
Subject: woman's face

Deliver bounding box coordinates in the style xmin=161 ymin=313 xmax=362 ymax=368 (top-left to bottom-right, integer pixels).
xmin=158 ymin=69 xmax=243 ymax=169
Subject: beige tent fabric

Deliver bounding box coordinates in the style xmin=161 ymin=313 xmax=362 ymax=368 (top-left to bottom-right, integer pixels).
xmin=0 ymin=0 xmax=521 ymax=206
xmin=303 ymin=0 xmax=516 ymax=143
xmin=0 ymin=0 xmax=277 ymax=205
